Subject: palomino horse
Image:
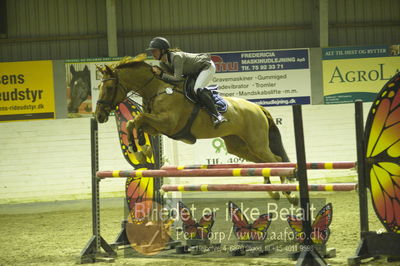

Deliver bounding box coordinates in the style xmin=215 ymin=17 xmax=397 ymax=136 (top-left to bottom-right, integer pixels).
xmin=95 ymin=54 xmax=297 ymax=204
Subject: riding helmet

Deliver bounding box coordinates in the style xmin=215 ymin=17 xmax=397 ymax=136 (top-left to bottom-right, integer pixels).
xmin=146 ymin=37 xmax=170 ymax=50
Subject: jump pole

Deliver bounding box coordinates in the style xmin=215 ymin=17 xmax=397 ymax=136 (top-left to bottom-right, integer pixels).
xmin=96 ymin=167 xmax=295 ymax=179
xmin=292 ymin=104 xmax=327 ymax=266
xmin=161 ymin=161 xmax=356 ymax=170
xmin=161 ymin=183 xmax=357 ymax=192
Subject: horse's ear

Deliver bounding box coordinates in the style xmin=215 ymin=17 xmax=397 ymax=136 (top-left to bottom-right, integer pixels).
xmin=83 ymin=65 xmax=89 ymax=72
xmin=96 ymin=65 xmax=104 ymax=74
xmin=70 ymin=64 xmax=76 ymax=74
xmin=105 ymin=65 xmax=113 ymax=75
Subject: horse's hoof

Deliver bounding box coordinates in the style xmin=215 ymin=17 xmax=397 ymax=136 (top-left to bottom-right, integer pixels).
xmin=134 ymin=151 xmax=147 ymax=164
xmin=141 ymin=145 xmax=153 ymax=158
xmin=268 ymin=191 xmax=280 ymax=200
xmin=286 ymin=174 xmax=296 ymax=182
xmin=128 ymin=144 xmax=138 ymax=153
xmin=286 ymin=193 xmax=299 ymax=206
xmin=138 ymin=129 xmax=146 ymax=146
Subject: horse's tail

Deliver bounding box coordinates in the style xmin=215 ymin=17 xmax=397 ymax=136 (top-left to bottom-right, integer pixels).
xmin=260 ymin=106 xmax=290 ymax=162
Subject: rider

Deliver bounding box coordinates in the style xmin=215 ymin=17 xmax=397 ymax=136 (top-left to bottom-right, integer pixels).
xmin=146 ymin=36 xmax=227 ymax=128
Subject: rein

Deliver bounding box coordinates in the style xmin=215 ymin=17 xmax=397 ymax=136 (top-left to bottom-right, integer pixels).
xmin=97 ymin=70 xmax=156 ymax=109
xmin=145 ymin=87 xmax=183 ymax=111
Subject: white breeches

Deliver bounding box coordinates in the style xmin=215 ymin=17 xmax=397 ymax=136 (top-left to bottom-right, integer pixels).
xmin=194 ymin=61 xmax=216 ymax=93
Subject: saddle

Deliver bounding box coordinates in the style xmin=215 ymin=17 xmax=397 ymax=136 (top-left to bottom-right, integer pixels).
xmin=183 ymin=76 xmax=228 ymax=113
xmin=166 ymin=76 xmax=228 ymax=143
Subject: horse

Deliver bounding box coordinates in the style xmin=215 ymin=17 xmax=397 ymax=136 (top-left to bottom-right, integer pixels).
xmin=68 ymin=65 xmax=91 ymax=113
xmin=95 ymin=54 xmax=298 ymax=205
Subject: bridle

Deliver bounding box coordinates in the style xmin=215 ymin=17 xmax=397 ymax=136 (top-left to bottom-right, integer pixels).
xmin=96 ymin=77 xmax=120 ymax=109
xmin=96 ymin=67 xmax=157 ymax=110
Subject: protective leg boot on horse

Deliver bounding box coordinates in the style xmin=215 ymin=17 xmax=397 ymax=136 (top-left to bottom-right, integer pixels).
xmin=196 ymin=88 xmax=227 ymax=128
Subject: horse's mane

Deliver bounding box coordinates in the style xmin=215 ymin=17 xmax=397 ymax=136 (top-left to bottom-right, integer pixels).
xmin=114 ymin=54 xmax=150 ymax=70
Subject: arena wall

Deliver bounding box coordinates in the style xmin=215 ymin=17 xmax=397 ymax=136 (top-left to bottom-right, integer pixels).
xmin=0 ymin=118 xmax=126 ymax=203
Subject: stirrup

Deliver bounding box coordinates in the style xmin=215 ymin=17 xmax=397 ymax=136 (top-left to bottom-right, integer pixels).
xmin=213 ymin=115 xmax=227 ymax=128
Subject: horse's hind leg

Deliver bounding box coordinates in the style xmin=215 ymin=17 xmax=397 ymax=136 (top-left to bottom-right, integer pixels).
xmin=279 ymin=176 xmax=299 ymax=205
xmin=237 ymin=129 xmax=296 ymax=202
xmin=222 ymin=135 xmax=280 ymax=200
xmin=222 ymin=136 xmax=263 ymax=162
xmin=265 ymin=120 xmax=298 ymax=204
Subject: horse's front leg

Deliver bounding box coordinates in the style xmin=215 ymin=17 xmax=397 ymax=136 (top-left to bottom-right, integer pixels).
xmin=126 ymin=112 xmax=173 ymax=153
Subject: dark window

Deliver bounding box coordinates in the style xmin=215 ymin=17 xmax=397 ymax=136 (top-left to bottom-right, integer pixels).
xmin=0 ymin=0 xmax=7 ymax=35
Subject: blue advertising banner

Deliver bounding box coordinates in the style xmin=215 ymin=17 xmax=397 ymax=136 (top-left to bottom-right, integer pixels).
xmin=210 ymin=49 xmax=311 ymax=106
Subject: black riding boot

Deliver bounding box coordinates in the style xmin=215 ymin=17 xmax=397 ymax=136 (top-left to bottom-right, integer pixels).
xmin=197 ymin=88 xmax=227 ymax=128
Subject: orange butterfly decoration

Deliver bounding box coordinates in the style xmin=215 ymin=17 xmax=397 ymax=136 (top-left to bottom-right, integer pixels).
xmin=364 ymin=72 xmax=400 ymax=233
xmin=229 ymin=201 xmax=273 ymax=241
xmin=178 ymin=201 xmax=215 ymax=240
xmin=114 ymin=98 xmax=156 ymax=222
xmin=286 ymin=203 xmax=333 ymax=244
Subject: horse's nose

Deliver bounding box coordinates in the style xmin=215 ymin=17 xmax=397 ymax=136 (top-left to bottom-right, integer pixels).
xmin=68 ymin=103 xmax=78 ymax=113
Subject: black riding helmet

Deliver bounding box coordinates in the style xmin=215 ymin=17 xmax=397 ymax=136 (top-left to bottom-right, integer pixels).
xmin=146 ymin=37 xmax=170 ymax=51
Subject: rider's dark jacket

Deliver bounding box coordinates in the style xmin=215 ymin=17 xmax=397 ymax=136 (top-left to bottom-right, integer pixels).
xmin=159 ymin=51 xmax=212 ymax=83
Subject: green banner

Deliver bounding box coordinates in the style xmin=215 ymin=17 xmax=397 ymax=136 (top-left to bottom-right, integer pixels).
xmin=322 ymin=45 xmax=400 ymax=104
